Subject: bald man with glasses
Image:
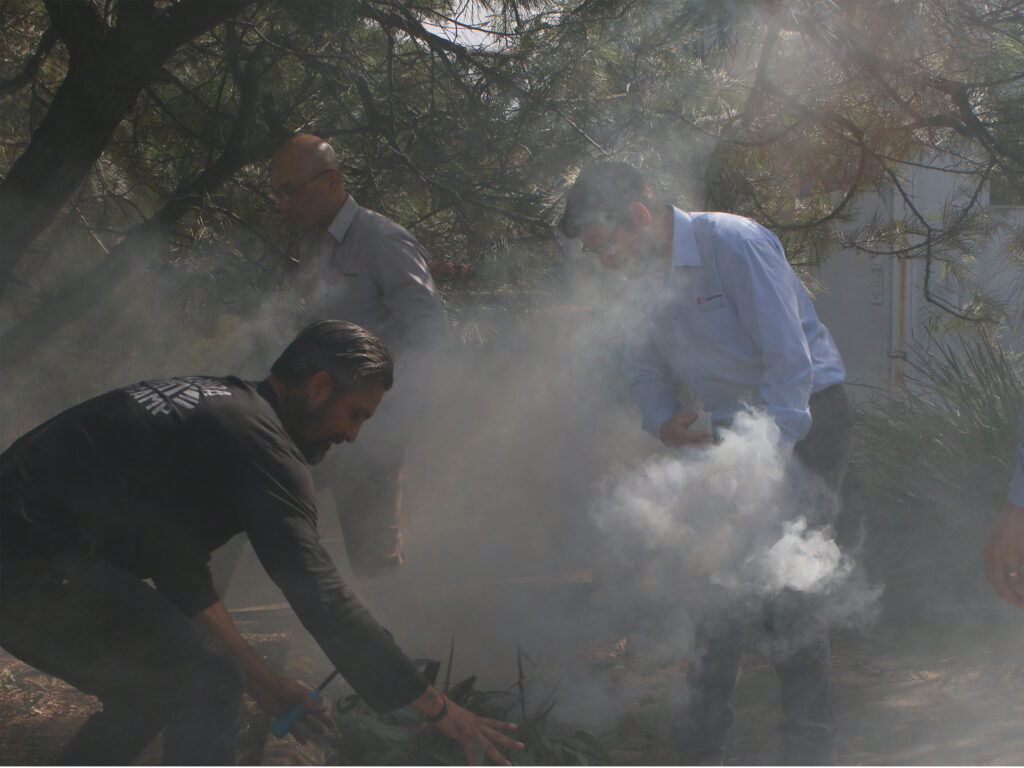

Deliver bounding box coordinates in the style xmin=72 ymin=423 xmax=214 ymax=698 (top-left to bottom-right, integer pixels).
xmin=266 ymin=133 xmax=449 ymax=579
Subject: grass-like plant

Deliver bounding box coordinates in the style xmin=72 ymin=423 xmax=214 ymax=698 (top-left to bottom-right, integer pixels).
xmin=843 ymin=331 xmax=1021 ymax=619
xmin=325 ymin=645 xmax=610 ymax=766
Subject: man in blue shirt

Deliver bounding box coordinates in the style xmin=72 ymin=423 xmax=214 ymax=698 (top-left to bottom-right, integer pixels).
xmin=559 ymin=162 xmax=853 ymax=764
xmin=985 ymin=406 xmax=1024 ymax=607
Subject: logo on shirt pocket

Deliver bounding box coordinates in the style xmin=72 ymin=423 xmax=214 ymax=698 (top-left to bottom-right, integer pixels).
xmin=696 ymin=293 xmax=724 ymax=307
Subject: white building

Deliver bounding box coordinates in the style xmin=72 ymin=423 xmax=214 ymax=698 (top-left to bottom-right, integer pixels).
xmin=810 ymin=165 xmax=1023 ymax=399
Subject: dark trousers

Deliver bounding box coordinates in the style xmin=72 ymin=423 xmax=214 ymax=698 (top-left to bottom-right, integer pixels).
xmin=0 ymin=551 xmax=244 ymax=765
xmin=317 ymin=433 xmax=406 ymax=578
xmin=678 ymin=384 xmax=854 ymax=765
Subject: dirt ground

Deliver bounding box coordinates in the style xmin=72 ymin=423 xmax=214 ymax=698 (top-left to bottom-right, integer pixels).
xmin=0 ymin=631 xmax=291 ymax=766
xmin=1 ymin=617 xmax=1021 ymax=766
xmin=726 ymin=625 xmax=1024 ymax=766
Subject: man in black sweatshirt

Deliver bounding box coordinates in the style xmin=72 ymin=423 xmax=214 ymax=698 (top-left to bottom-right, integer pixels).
xmin=0 ymin=320 xmax=521 ymax=765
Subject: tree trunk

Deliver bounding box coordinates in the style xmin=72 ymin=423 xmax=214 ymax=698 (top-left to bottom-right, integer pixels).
xmin=0 ymin=0 xmax=256 ymax=296
xmin=0 ymin=58 xmax=149 ymax=292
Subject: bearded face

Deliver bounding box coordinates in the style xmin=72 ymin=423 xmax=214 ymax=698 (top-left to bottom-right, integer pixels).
xmin=277 ymin=382 xmax=385 ymax=464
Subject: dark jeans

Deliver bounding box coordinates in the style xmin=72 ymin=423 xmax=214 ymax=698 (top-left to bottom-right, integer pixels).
xmin=678 ymin=384 xmax=854 ymax=765
xmin=0 ymin=550 xmax=244 ymax=765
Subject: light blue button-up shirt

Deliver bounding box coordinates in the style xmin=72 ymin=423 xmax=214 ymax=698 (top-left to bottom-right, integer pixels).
xmin=1010 ymin=406 xmax=1024 ymax=508
xmin=623 ymin=208 xmax=846 ymax=445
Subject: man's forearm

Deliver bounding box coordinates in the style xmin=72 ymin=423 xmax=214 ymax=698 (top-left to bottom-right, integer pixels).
xmin=191 ymin=600 xmax=277 ymax=689
xmin=410 ymin=685 xmax=446 ymax=718
xmin=985 ymin=501 xmax=1024 ymax=607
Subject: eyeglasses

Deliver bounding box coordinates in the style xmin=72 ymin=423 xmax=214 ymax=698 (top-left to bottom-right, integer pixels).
xmin=271 ymin=169 xmax=331 ymax=203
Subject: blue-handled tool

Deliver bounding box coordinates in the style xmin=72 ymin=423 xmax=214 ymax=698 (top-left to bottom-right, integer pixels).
xmin=271 ymin=670 xmax=339 ymax=738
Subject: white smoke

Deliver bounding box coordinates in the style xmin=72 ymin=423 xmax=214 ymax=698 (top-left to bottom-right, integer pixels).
xmin=590 ymin=409 xmax=874 ymax=624
xmin=748 ymin=516 xmax=851 ymax=594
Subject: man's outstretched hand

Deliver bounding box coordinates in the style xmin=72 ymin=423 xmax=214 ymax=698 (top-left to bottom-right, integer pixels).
xmin=659 ymin=413 xmax=712 ymax=447
xmin=985 ymin=502 xmax=1024 ymax=608
xmin=248 ymin=672 xmax=333 ymax=744
xmin=413 ymin=687 xmax=524 ymax=765
xmin=189 ymin=601 xmax=333 ymax=744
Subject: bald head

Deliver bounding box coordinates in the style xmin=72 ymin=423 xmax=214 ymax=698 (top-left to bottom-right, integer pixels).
xmin=276 ymin=133 xmax=339 ymax=173
xmin=270 ymin=133 xmax=347 ymax=232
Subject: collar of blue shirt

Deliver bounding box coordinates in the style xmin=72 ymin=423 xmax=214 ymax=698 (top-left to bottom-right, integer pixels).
xmin=670 ymin=206 xmax=703 ymax=268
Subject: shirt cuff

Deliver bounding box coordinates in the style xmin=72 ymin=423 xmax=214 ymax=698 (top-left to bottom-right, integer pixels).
xmin=1009 ymin=467 xmax=1024 ymax=509
xmin=158 ymin=581 xmax=219 ymax=618
xmin=642 ymin=405 xmax=680 ymax=440
xmin=777 ymin=434 xmax=796 ymax=460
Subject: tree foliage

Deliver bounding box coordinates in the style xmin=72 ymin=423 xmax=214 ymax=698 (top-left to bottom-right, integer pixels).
xmin=1 ymin=0 xmax=1022 ymax=425
xmin=0 ymin=0 xmax=611 ymax=421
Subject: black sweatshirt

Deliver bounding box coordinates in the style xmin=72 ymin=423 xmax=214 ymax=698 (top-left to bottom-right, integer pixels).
xmin=0 ymin=376 xmax=429 ymax=713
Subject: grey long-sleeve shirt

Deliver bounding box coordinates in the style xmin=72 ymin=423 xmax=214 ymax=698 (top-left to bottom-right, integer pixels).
xmin=0 ymin=377 xmax=429 ymax=713
xmin=299 ymin=195 xmax=448 ymax=363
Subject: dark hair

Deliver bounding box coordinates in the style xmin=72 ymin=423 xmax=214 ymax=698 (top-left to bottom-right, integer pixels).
xmin=558 ymin=162 xmax=654 ymax=238
xmin=271 ymin=320 xmax=393 ymax=392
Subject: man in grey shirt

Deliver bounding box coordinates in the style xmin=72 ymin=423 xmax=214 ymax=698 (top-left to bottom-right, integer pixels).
xmin=269 ymin=133 xmax=449 ymax=577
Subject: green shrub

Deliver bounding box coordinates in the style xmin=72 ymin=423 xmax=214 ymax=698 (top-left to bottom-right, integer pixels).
xmin=844 ymin=332 xmax=1022 ymax=619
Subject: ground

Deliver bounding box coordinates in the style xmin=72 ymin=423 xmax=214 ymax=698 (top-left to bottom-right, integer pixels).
xmin=1 ymin=619 xmax=1021 ymax=765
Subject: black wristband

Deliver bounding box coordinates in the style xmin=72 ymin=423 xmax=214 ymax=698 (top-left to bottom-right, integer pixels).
xmin=425 ymin=695 xmax=449 ymax=724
